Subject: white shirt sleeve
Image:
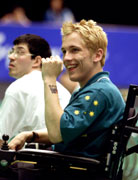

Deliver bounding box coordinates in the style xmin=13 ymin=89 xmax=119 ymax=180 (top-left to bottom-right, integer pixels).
xmin=0 ymin=74 xmax=71 ymax=141
xmin=0 ymin=93 xmax=22 ymax=139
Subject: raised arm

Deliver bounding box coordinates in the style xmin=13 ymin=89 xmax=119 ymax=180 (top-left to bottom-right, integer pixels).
xmin=42 ymin=56 xmax=64 ymax=143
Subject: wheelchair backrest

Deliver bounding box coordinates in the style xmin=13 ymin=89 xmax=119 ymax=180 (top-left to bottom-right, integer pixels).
xmin=104 ymin=84 xmax=138 ymax=180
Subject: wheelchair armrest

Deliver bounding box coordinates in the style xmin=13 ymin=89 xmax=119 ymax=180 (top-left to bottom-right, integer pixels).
xmin=25 ymin=142 xmax=52 ymax=150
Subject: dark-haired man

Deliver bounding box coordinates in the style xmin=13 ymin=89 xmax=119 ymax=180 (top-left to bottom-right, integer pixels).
xmin=0 ymin=34 xmax=70 ymax=141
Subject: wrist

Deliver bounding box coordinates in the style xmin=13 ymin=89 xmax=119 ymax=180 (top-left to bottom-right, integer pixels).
xmin=43 ymin=78 xmax=57 ymax=84
xmin=26 ymin=131 xmax=39 ymax=143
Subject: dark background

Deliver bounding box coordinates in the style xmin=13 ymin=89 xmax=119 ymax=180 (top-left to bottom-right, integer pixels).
xmin=0 ymin=0 xmax=138 ymax=26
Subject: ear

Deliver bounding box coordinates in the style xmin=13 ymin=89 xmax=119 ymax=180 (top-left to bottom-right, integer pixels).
xmin=32 ymin=56 xmax=42 ymax=68
xmin=93 ymin=48 xmax=103 ymax=63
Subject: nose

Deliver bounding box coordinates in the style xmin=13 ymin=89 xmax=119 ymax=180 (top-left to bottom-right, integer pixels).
xmin=8 ymin=53 xmax=16 ymax=59
xmin=63 ymin=51 xmax=72 ymax=63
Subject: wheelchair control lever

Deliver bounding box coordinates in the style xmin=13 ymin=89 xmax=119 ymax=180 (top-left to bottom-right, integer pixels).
xmin=1 ymin=134 xmax=9 ymax=150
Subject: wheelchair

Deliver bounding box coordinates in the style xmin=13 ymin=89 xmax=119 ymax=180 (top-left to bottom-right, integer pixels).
xmin=0 ymin=84 xmax=138 ymax=180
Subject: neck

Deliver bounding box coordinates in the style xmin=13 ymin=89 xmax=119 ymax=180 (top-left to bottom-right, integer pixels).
xmin=80 ymin=68 xmax=103 ymax=88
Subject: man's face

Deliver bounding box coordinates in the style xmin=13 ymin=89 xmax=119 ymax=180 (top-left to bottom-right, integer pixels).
xmin=8 ymin=44 xmax=34 ymax=79
xmin=62 ymin=32 xmax=97 ymax=87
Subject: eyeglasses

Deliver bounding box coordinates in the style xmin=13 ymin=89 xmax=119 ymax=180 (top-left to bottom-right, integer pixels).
xmin=8 ymin=49 xmax=34 ymax=58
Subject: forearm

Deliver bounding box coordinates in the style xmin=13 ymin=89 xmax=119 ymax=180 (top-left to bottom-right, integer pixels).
xmin=44 ymin=79 xmax=64 ymax=143
xmin=42 ymin=56 xmax=64 ymax=143
xmin=8 ymin=129 xmax=51 ymax=150
xmin=28 ymin=129 xmax=52 ymax=145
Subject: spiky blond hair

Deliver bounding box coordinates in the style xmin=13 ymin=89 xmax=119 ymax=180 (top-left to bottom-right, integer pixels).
xmin=61 ymin=19 xmax=108 ymax=66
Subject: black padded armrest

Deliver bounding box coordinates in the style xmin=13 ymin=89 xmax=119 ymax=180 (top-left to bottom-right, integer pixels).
xmin=16 ymin=148 xmax=100 ymax=168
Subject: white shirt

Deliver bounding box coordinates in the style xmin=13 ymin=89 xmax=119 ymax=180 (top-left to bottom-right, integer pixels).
xmin=0 ymin=70 xmax=71 ymax=139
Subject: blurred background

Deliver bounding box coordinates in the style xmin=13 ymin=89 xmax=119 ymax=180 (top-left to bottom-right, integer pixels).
xmin=0 ymin=0 xmax=138 ymax=26
xmin=0 ymin=0 xmax=138 ymax=103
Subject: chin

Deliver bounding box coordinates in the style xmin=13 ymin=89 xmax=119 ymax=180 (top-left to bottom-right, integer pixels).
xmin=9 ymin=73 xmax=16 ymax=79
xmin=70 ymin=77 xmax=78 ymax=82
xmin=9 ymin=71 xmax=13 ymax=75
